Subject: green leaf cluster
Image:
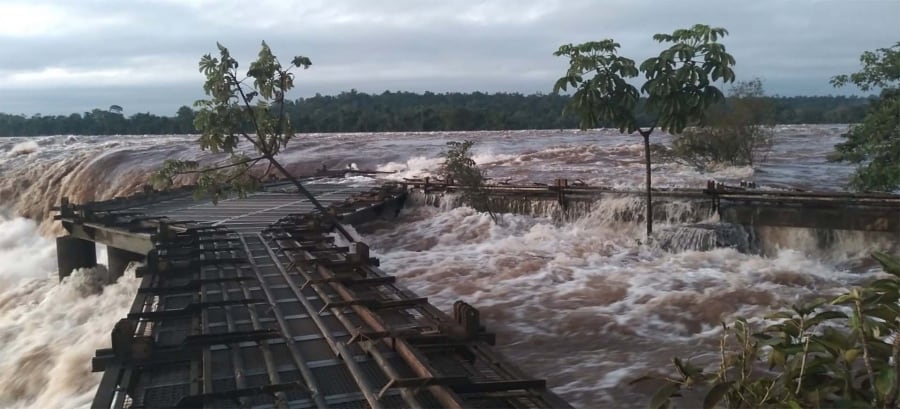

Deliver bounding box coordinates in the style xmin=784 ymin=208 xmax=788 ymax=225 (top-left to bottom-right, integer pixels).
xmin=642 ymin=252 xmax=900 ymax=409
xmin=554 ymin=24 xmax=735 ymax=236
xmin=553 ymin=24 xmax=735 ymax=135
xmin=829 ymin=43 xmax=900 ymax=192
xmin=440 ymin=140 xmax=497 ymax=222
xmin=553 ymin=40 xmax=640 ymax=133
xmin=154 ymin=41 xmax=313 ymax=202
xmin=642 ymin=25 xmax=735 ymax=134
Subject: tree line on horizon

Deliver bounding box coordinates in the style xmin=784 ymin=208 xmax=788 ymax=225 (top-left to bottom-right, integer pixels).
xmin=0 ymin=90 xmax=873 ymax=137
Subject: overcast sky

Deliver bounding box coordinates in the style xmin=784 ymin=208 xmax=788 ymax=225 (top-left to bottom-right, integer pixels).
xmin=1 ymin=0 xmax=898 ymax=116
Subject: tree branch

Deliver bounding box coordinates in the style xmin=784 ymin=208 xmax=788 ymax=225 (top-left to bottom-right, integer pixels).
xmin=795 ymin=323 xmax=810 ymax=395
xmin=887 ymin=335 xmax=900 ymax=408
xmin=263 ymin=155 xmax=356 ymax=242
xmin=175 ymin=155 xmax=265 ymax=175
xmin=276 ymin=69 xmax=288 ymax=141
xmin=262 ymin=161 xmax=274 ymax=181
xmin=221 ymin=156 xmax=263 ymax=184
xmin=228 ymin=72 xmax=269 ymax=154
xmin=854 ymin=298 xmax=878 ymax=405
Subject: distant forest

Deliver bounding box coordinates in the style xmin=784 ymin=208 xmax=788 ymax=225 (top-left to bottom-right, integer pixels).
xmin=0 ymin=91 xmax=874 ymax=137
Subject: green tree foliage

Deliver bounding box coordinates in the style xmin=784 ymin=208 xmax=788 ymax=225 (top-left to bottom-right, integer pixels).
xmin=829 ymin=43 xmax=900 ymax=192
xmin=770 ymin=96 xmax=869 ymax=124
xmin=0 ymin=107 xmax=197 ymax=136
xmin=642 ymin=252 xmax=900 ymax=409
xmin=440 ymin=140 xmax=496 ymax=222
xmin=286 ymin=90 xmax=576 ymax=132
xmin=672 ymin=79 xmax=775 ymax=170
xmin=0 ymin=95 xmax=870 ymax=137
xmin=554 ymin=24 xmax=736 ymax=235
xmin=152 ymin=41 xmax=354 ymax=240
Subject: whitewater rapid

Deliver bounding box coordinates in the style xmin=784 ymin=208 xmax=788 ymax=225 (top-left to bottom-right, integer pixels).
xmin=360 ymin=202 xmax=889 ymax=405
xmin=0 ymin=214 xmax=140 ymax=409
xmin=0 ymin=126 xmax=890 ymax=408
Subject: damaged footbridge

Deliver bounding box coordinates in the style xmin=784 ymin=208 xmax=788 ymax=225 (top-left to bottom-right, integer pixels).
xmin=55 ymin=180 xmax=572 ymax=409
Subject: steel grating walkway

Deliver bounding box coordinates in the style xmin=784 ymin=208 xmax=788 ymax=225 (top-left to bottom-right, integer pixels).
xmin=66 ymin=180 xmax=572 ymax=409
xmin=116 ymin=181 xmax=378 ymax=234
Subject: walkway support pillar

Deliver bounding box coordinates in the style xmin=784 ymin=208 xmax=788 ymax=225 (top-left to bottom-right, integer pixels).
xmin=107 ymin=247 xmax=145 ymax=281
xmin=57 ymin=236 xmax=97 ymax=281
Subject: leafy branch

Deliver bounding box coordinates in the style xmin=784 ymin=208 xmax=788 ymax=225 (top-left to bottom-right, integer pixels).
xmin=828 ymin=43 xmax=900 ymax=192
xmin=640 ymin=252 xmax=900 ymax=409
xmin=152 ymin=41 xmax=354 ymax=241
xmin=440 ymin=140 xmax=497 ymax=223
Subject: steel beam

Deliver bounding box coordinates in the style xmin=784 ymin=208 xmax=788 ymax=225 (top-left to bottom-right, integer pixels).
xmin=63 ymin=221 xmax=154 ymax=255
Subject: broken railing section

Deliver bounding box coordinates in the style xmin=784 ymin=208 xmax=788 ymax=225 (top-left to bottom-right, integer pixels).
xmin=401 ymin=177 xmax=900 ymax=233
xmin=325 ymin=183 xmax=408 ymax=225
xmin=404 ymin=177 xmax=716 ymax=223
xmin=263 ymin=213 xmax=571 ymax=408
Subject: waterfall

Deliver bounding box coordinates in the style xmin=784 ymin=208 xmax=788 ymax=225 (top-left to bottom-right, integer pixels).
xmin=406 ymin=190 xmax=896 ymax=257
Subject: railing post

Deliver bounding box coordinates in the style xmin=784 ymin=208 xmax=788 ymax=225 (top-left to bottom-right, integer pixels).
xmin=555 ymin=179 xmax=568 ymax=215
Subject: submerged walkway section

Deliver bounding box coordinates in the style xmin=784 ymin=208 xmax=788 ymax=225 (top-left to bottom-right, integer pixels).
xmin=55 ymin=180 xmax=571 ymax=409
xmin=402 ymin=178 xmax=900 ymax=233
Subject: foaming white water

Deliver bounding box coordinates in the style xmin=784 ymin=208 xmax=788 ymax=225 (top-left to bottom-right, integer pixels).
xmin=654 ymin=223 xmax=751 ymax=253
xmin=363 ymin=203 xmax=883 ymax=407
xmin=376 ymin=156 xmax=444 ymax=180
xmin=0 ymin=212 xmax=140 ymax=409
xmin=0 ymin=215 xmax=57 ymax=283
xmin=6 ymin=141 xmax=39 ymax=157
xmin=755 ymin=225 xmax=900 ymax=262
xmin=0 ymin=268 xmax=140 ymax=409
xmin=408 ymin=190 xmax=714 ymax=228
xmin=0 ymin=126 xmax=853 ymax=226
xmin=470 ymin=150 xmax=518 ymax=166
xmin=372 ymin=140 xmax=762 ymax=192
xmin=0 ymin=135 xmax=198 ymax=230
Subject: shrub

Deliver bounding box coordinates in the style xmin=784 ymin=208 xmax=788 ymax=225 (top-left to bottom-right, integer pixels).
xmin=641 ymin=252 xmax=900 ymax=409
xmin=440 ymin=140 xmax=497 ymax=222
xmin=671 ymin=79 xmax=775 ymax=170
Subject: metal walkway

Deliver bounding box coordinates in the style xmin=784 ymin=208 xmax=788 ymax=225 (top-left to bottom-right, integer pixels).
xmin=62 ymin=180 xmax=572 ymax=409
xmin=401 ymin=178 xmax=900 ymax=233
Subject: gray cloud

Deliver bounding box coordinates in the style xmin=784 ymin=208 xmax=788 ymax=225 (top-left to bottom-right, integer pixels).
xmin=1 ymin=0 xmax=897 ymax=115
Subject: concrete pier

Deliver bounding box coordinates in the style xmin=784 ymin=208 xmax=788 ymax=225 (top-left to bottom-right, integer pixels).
xmin=106 ymin=246 xmax=145 ymax=281
xmin=56 ymin=235 xmax=97 ymax=280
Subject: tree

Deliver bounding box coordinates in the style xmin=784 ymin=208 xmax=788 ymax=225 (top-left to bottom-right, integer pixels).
xmin=554 ymin=24 xmax=735 ymax=236
xmin=152 ymin=41 xmax=355 ymax=241
xmin=671 ymin=79 xmax=775 ymax=170
xmin=440 ymin=140 xmax=496 ymax=222
xmin=829 ymin=43 xmax=900 ymax=192
xmin=175 ymin=105 xmax=196 ymax=133
xmin=0 ymin=93 xmax=875 ymax=137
